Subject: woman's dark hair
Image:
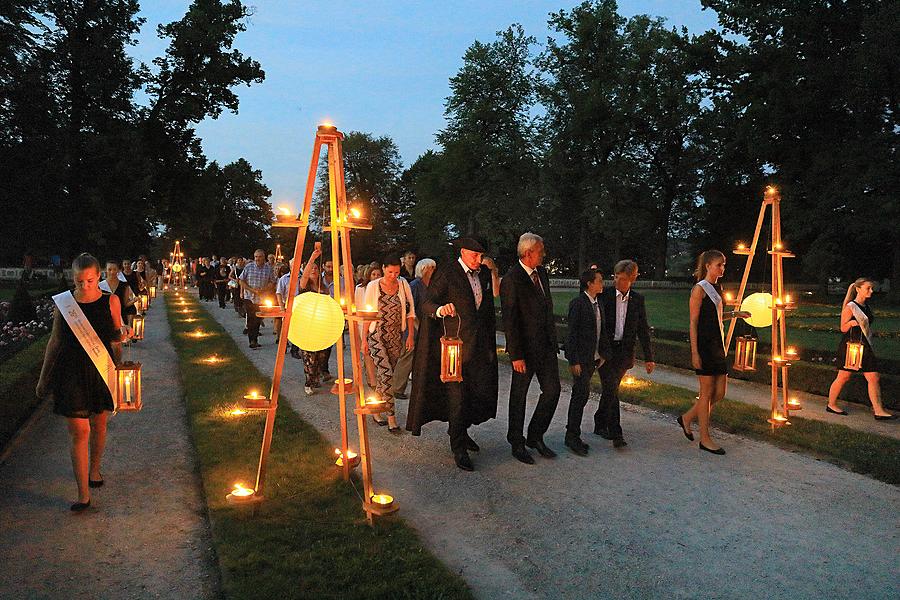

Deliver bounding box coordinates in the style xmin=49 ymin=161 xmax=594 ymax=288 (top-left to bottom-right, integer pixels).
xmin=277 ymin=264 xmax=289 ymax=277
xmin=579 ymin=268 xmax=603 ymax=292
xmin=382 ymin=253 xmax=402 ymax=268
xmin=72 ymin=253 xmax=100 ymax=274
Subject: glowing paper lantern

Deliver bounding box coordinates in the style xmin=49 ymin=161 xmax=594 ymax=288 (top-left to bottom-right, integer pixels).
xmin=171 ymin=262 xmax=183 ymax=273
xmin=740 ymin=292 xmax=774 ymax=328
xmin=288 ymin=293 xmax=345 ymax=351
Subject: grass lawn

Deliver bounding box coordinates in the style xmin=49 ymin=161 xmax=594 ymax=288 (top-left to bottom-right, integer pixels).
xmin=536 ymin=355 xmax=900 ymax=485
xmin=166 ymin=292 xmax=473 ymax=600
xmin=0 ymin=335 xmax=49 ymax=451
xmin=550 ymin=289 xmax=900 ymax=358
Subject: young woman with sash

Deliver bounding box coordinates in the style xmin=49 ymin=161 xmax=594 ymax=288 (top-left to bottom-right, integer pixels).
xmin=678 ymin=250 xmax=749 ymax=455
xmin=36 ymin=253 xmax=129 ymax=512
xmin=826 ymin=278 xmax=896 ymax=420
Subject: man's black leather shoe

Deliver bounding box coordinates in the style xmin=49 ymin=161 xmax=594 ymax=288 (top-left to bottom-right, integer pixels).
xmin=511 ymin=445 xmax=535 ymax=465
xmin=593 ymin=426 xmax=613 ymax=440
xmin=526 ymin=439 xmax=557 ymax=458
xmin=564 ymin=436 xmax=589 ymax=457
xmin=613 ymin=438 xmax=628 ymax=448
xmin=454 ymin=452 xmax=474 ymax=471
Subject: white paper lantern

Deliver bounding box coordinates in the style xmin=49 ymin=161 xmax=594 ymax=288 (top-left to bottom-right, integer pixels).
xmin=740 ymin=292 xmax=774 ymax=328
xmin=288 ymin=293 xmax=345 ymax=351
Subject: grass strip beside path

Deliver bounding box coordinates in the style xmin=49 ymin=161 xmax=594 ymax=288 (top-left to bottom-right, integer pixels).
xmin=0 ymin=335 xmax=49 ymax=451
xmin=165 ymin=293 xmax=472 ymax=600
xmin=568 ymin=361 xmax=899 ymax=484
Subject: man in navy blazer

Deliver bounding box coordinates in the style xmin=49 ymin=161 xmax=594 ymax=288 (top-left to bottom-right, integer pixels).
xmin=564 ymin=268 xmax=612 ymax=456
xmin=501 ymin=232 xmax=560 ymax=464
xmin=597 ymin=260 xmax=655 ymax=447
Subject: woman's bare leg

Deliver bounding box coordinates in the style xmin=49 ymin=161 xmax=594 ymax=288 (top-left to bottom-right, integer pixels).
xmin=88 ymin=412 xmax=109 ymax=481
xmin=67 ymin=418 xmax=91 ymax=503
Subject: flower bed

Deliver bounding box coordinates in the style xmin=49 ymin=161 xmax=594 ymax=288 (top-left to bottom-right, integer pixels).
xmin=0 ymin=297 xmax=54 ymax=364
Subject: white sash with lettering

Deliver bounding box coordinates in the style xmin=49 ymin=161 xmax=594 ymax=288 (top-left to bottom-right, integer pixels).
xmin=697 ymin=280 xmax=725 ymax=352
xmin=53 ymin=291 xmax=118 ymax=408
xmin=848 ymin=301 xmax=874 ymax=347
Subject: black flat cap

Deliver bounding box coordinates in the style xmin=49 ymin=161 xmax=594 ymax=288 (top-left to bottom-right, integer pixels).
xmin=450 ymin=237 xmax=486 ymax=253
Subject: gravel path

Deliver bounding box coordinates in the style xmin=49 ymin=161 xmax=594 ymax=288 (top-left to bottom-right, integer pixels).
xmin=0 ymin=294 xmax=220 ymax=600
xmin=205 ymin=294 xmax=899 ymax=600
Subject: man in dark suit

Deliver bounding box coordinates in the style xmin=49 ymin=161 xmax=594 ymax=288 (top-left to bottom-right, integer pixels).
xmin=406 ymin=238 xmax=499 ymax=471
xmin=597 ymin=259 xmax=655 ymax=447
xmin=501 ymin=232 xmax=560 ymax=464
xmin=564 ymin=268 xmax=612 ymax=456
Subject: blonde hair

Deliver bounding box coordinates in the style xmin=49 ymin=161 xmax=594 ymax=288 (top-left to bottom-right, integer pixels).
xmin=842 ymin=277 xmax=874 ymax=307
xmin=694 ymin=250 xmax=725 ymax=281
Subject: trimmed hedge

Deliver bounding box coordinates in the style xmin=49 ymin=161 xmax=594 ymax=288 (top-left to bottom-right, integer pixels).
xmin=0 ymin=335 xmax=49 ymax=451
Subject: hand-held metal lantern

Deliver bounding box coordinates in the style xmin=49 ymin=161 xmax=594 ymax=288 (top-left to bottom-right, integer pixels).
xmin=116 ymin=361 xmax=142 ymax=411
xmin=440 ymin=316 xmax=463 ymax=383
xmin=131 ymin=314 xmax=145 ymax=341
xmin=733 ymin=335 xmax=757 ymax=371
xmin=844 ymin=338 xmax=864 ymax=371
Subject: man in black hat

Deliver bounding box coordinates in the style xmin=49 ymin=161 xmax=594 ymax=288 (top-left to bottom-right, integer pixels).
xmin=406 ymin=237 xmax=499 ymax=471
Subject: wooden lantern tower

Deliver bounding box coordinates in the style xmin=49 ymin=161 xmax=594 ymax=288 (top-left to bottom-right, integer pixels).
xmin=231 ymin=124 xmax=396 ymax=524
xmin=169 ymin=240 xmax=187 ymax=290
xmin=725 ymin=186 xmax=799 ymax=427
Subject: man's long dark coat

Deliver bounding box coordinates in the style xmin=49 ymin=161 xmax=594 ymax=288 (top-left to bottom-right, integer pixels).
xmin=405 ymin=258 xmax=498 ymax=435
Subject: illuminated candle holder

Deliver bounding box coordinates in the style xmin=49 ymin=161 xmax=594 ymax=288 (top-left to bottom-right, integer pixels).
xmin=241 ymin=389 xmax=270 ymax=410
xmin=273 ymin=207 xmax=307 ymax=228
xmin=131 ymin=314 xmax=145 ymax=341
xmin=329 ymin=378 xmax=355 ymax=395
xmin=200 ymin=354 xmax=226 ymax=365
xmin=733 ymin=242 xmax=751 ymax=256
xmin=844 ymin=340 xmax=864 ymax=371
xmin=186 ymin=329 xmax=212 ymax=339
xmin=767 ymin=412 xmax=791 ymax=426
xmin=163 ymin=284 xmax=169 ymax=291
xmin=226 ymin=482 xmax=262 ymax=505
xmin=733 ymin=336 xmax=757 ymax=371
xmin=255 ymin=298 xmax=285 ymax=318
xmin=148 ymin=285 xmax=157 ymax=299
xmin=787 ymin=397 xmax=802 ymax=411
xmin=364 ymin=492 xmax=399 ymax=516
xmin=723 ymin=291 xmax=739 ymax=306
xmin=622 ymin=375 xmax=637 ymax=385
xmin=354 ymin=395 xmax=388 ymax=415
xmin=351 ymin=305 xmax=380 ymax=320
xmin=115 ymin=361 xmax=142 ymax=412
xmin=334 ymin=448 xmax=360 ymax=469
xmin=137 ymin=294 xmax=149 ymax=313
xmin=228 ymin=408 xmax=248 ymax=417
xmin=767 ymin=355 xmax=792 ymax=367
xmin=181 ymin=317 xmax=197 ymax=323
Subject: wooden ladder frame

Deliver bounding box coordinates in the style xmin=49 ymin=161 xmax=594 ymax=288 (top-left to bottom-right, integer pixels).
xmin=725 ymin=186 xmax=799 ymax=427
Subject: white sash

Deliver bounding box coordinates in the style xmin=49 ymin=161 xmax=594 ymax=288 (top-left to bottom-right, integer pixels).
xmin=697 ymin=280 xmax=725 ymax=351
xmin=848 ymin=301 xmax=873 ymax=347
xmin=53 ymin=291 xmax=118 ymax=408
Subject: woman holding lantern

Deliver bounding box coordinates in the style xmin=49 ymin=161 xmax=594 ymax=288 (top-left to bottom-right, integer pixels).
xmin=363 ymin=254 xmax=416 ymax=432
xmin=36 ymin=253 xmax=129 ymax=512
xmin=679 ymin=250 xmax=749 ymax=455
xmin=826 ymin=278 xmax=895 ymax=419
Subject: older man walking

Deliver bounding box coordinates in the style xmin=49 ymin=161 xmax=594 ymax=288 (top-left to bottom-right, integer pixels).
xmin=501 ymin=232 xmax=560 ymax=464
xmin=238 ymin=249 xmax=276 ymax=349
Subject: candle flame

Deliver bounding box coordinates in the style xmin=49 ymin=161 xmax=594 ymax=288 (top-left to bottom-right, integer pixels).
xmin=623 ymin=376 xmax=636 ymax=385
xmin=264 ymin=299 xmax=273 ymax=307
xmin=278 ymin=205 xmax=291 ymax=215
xmin=229 ymin=408 xmax=247 ymax=416
xmin=231 ymin=483 xmax=254 ymax=497
xmin=350 ymin=207 xmax=361 ymax=219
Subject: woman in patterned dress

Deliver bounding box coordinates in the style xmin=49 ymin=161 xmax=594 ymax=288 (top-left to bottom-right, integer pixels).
xmin=298 ymin=244 xmax=330 ymax=396
xmin=363 ymin=254 xmax=415 ymax=432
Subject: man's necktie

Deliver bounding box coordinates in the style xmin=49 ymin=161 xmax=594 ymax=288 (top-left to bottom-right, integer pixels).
xmin=531 ymin=270 xmax=543 ymax=296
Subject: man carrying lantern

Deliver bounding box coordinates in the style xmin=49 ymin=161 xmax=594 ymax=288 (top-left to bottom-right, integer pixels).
xmin=406 ymin=237 xmax=499 ymax=472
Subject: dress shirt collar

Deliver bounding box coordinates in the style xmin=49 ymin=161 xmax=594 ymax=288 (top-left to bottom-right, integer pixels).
xmin=616 ymin=288 xmax=630 ymax=301
xmin=519 ymin=259 xmax=537 ymax=277
xmin=584 ymin=290 xmax=598 ymax=303
xmin=458 ymin=257 xmax=480 ymax=275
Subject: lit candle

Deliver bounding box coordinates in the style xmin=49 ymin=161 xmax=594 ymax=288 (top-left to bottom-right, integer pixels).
xmin=624 ymin=376 xmax=636 ymax=385
xmin=787 ymin=398 xmax=801 ymax=408
xmin=371 ymin=493 xmax=394 ymax=508
xmin=737 ymin=243 xmax=746 ymax=250
xmin=245 ymin=389 xmax=264 ymax=400
xmin=124 ymin=374 xmax=132 ymax=405
xmin=448 ymin=345 xmax=458 ymax=377
xmin=229 ymin=408 xmax=247 ymax=417
xmin=231 ymin=483 xmax=255 ymax=497
xmin=334 ymin=448 xmax=359 ymax=467
xmin=786 ymin=347 xmax=797 ymax=356
xmin=724 ymin=292 xmax=734 ymax=303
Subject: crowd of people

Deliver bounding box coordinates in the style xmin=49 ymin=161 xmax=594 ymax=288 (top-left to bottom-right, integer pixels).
xmin=35 ymin=238 xmax=895 ymax=512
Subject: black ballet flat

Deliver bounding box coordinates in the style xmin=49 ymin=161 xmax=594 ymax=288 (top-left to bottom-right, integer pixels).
xmin=874 ymin=414 xmax=897 ymax=421
xmin=388 ymin=425 xmax=402 ymax=435
xmin=88 ymin=478 xmax=104 ymax=488
xmin=699 ymin=443 xmax=726 ymax=455
xmin=677 ymin=415 xmax=694 ymax=441
xmin=70 ymin=500 xmax=91 ymax=512
xmin=825 ymin=406 xmax=848 ymax=416
xmin=372 ymin=415 xmax=388 ymax=427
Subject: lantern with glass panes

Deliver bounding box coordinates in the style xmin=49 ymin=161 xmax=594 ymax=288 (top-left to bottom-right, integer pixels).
xmin=733 ymin=335 xmax=757 ymax=371
xmin=440 ymin=316 xmax=463 ymax=383
xmin=116 ymin=362 xmax=142 ymax=411
xmin=148 ymin=285 xmax=157 ymax=299
xmin=844 ymin=335 xmax=864 ymax=371
xmin=131 ymin=314 xmax=145 ymax=341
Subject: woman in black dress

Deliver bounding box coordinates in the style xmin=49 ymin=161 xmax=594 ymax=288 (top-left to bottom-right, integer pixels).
xmin=826 ymin=278 xmax=896 ymax=419
xmin=36 ymin=254 xmax=128 ymax=511
xmin=679 ymin=250 xmax=748 ymax=455
xmin=105 ymin=260 xmax=136 ymax=325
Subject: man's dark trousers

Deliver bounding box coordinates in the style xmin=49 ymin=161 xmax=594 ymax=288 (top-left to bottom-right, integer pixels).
xmin=566 ymin=359 xmax=601 ymax=437
xmin=245 ymin=300 xmax=261 ymax=344
xmin=507 ymin=350 xmax=561 ymax=446
xmin=596 ymin=343 xmax=627 ymax=439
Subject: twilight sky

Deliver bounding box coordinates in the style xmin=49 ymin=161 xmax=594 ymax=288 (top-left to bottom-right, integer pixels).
xmin=133 ymin=1 xmax=720 ymax=212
